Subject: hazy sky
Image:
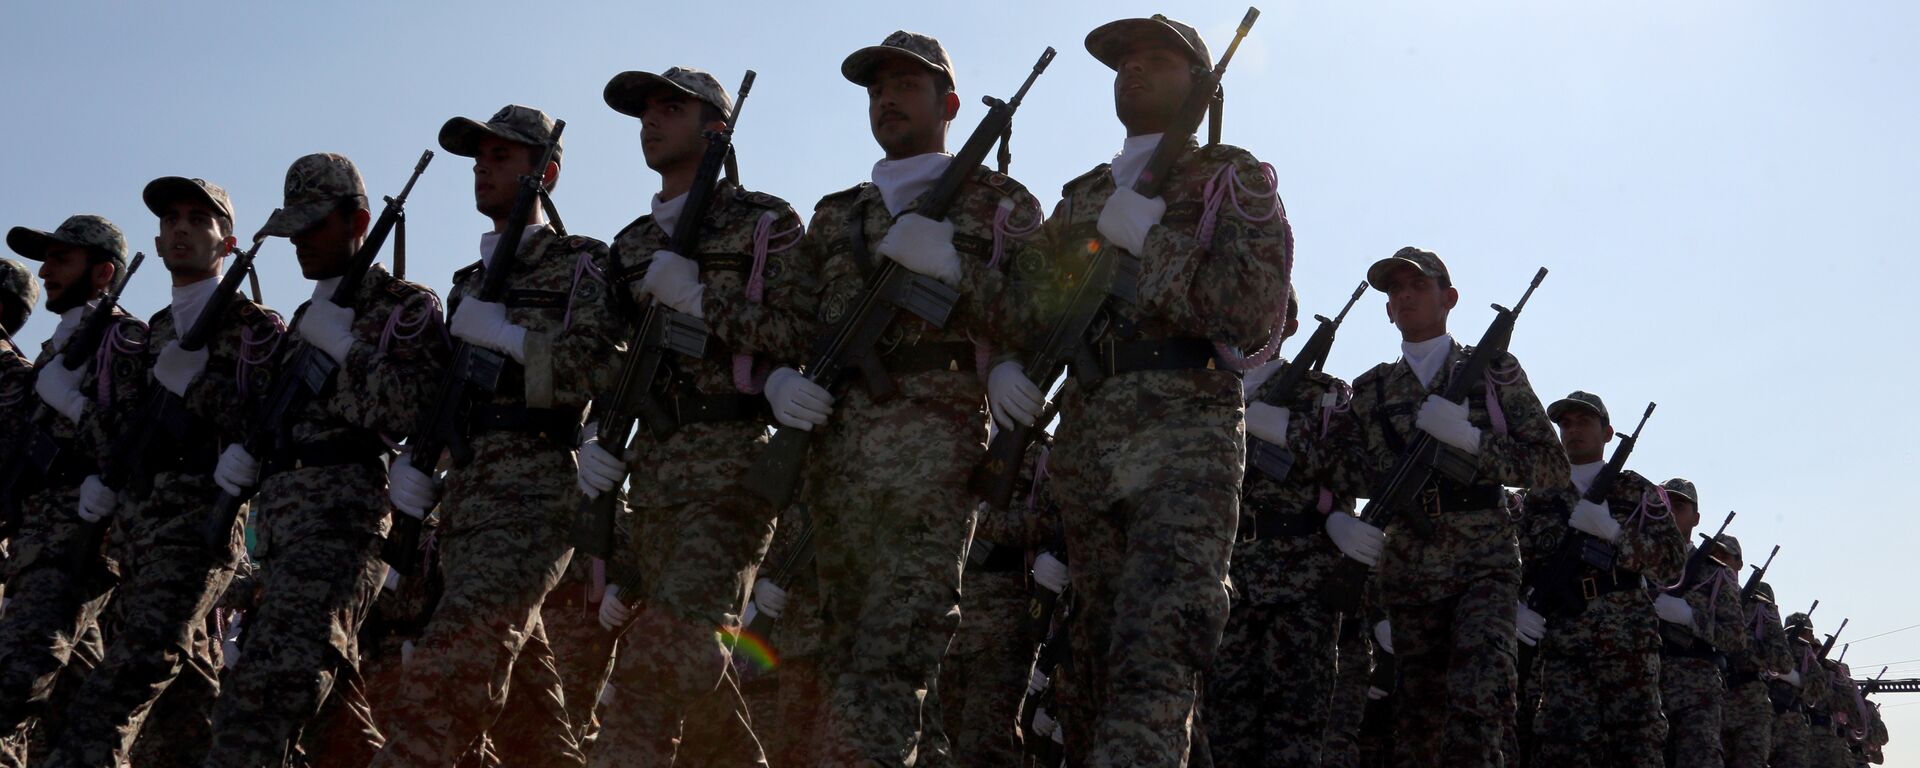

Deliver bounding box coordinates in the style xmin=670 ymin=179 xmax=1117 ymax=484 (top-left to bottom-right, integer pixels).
xmin=5 ymin=0 xmax=1916 ymax=754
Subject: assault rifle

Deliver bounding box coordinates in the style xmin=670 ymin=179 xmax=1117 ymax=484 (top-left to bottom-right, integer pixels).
xmin=1670 ymin=511 xmax=1736 ymax=596
xmin=1741 ymin=544 xmax=1780 ymax=603
xmin=1821 ymin=618 xmax=1849 ymax=660
xmin=1243 ymin=282 xmax=1367 ymax=483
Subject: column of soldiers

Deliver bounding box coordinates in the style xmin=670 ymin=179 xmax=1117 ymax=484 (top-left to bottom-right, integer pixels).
xmin=0 ymin=12 xmax=1899 ymax=768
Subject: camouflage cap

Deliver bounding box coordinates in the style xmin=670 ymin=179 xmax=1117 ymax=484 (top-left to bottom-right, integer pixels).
xmin=1086 ymin=14 xmax=1213 ymax=72
xmin=439 ymin=104 xmax=563 ymax=159
xmin=1662 ymin=477 xmax=1698 ymax=505
xmin=0 ymin=259 xmax=37 ymax=313
xmin=1714 ymin=533 xmax=1742 ymax=562
xmin=1752 ymin=580 xmax=1776 ymax=604
xmin=1785 ymin=612 xmax=1813 ymax=631
xmin=842 ymin=31 xmax=956 ymax=89
xmin=142 ymin=176 xmax=236 ymax=226
xmin=7 ymin=214 xmax=127 ymax=268
xmin=1547 ymin=390 xmax=1610 ymax=425
xmin=259 ymin=153 xmax=367 ymax=239
xmin=605 ymin=67 xmax=733 ymax=119
xmin=1366 ymin=246 xmax=1451 ymax=293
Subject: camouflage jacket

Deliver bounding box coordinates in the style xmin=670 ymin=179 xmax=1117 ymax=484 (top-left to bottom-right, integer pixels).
xmin=1794 ymin=638 xmax=1833 ymax=712
xmin=1658 ymin=548 xmax=1748 ymax=659
xmin=800 ymin=163 xmax=1044 ymax=401
xmin=1731 ymin=581 xmax=1794 ymax=681
xmin=762 ymin=503 xmax=823 ymax=659
xmin=1235 ymin=363 xmax=1357 ymax=606
xmin=976 ymin=441 xmax=1061 ymax=558
xmin=1333 ymin=341 xmax=1569 ymax=602
xmin=0 ymin=341 xmax=33 ymax=469
xmin=1517 ymin=469 xmax=1684 ymax=654
xmin=447 ymin=224 xmax=618 ymax=414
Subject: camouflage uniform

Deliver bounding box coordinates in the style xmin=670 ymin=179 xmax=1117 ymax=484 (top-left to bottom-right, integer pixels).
xmin=544 ymin=537 xmax=618 ymax=751
xmin=1204 ymin=363 xmax=1354 ymax=768
xmin=1720 ymin=570 xmax=1789 ymax=768
xmin=758 ymin=504 xmax=828 ymax=767
xmin=1321 ymin=616 xmax=1373 ymax=768
xmin=1657 ymin=532 xmax=1748 ymax=768
xmin=371 ymin=106 xmax=618 ymax=768
xmin=1773 ymin=616 xmax=1824 ymax=768
xmin=1810 ymin=659 xmax=1855 ymax=768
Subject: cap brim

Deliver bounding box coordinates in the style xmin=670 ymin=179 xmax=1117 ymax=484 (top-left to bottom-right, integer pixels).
xmin=1546 ymin=398 xmax=1606 ymax=423
xmin=258 ymin=201 xmax=334 ymax=239
xmin=6 ymin=227 xmax=60 ymax=261
xmin=142 ymin=176 xmax=227 ymax=220
xmin=1085 ymin=18 xmax=1205 ymax=71
xmin=606 ymin=71 xmax=696 ymax=118
xmin=1366 ymin=256 xmax=1436 ymax=293
xmin=1665 ymin=488 xmax=1697 ymax=503
xmin=438 ymin=116 xmax=544 ymax=158
xmin=841 ymin=45 xmax=944 ymax=87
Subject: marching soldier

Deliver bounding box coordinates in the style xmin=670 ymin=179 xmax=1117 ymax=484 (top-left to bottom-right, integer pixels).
xmin=1652 ymin=478 xmax=1746 ymax=768
xmin=1514 ymin=391 xmax=1683 ymax=767
xmin=1775 ymin=612 xmax=1822 ymax=767
xmin=1717 ymin=536 xmax=1788 ymax=768
xmin=0 ymin=258 xmax=40 ymax=549
xmin=372 ymin=104 xmax=618 ymax=767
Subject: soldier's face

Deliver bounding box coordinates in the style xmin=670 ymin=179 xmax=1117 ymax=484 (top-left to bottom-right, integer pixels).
xmin=867 ymin=62 xmax=956 ymax=159
xmin=156 ymin=201 xmax=232 ymax=280
xmin=1382 ymin=266 xmax=1456 ymax=342
xmin=1113 ymin=46 xmax=1194 ymax=135
xmin=38 ymin=244 xmax=111 ymax=313
xmin=639 ymin=94 xmax=716 ymax=174
xmin=1672 ymin=498 xmax=1699 ymax=534
xmin=472 ymin=136 xmax=548 ymax=220
xmin=289 ymin=206 xmax=369 ymax=280
xmin=1554 ymin=410 xmax=1611 ymax=464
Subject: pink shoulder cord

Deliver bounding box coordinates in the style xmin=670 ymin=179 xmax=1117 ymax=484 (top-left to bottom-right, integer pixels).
xmin=1705 ymin=565 xmax=1739 ymax=615
xmin=732 ymin=212 xmax=804 ymax=395
xmin=561 ymin=249 xmax=607 ymax=333
xmin=1196 ymin=161 xmax=1294 ymax=372
xmin=1482 ymin=362 xmax=1524 ymax=437
xmin=973 ymin=197 xmax=1047 ymax=380
xmin=1628 ymin=485 xmax=1672 ymax=535
xmin=236 ymin=310 xmax=288 ymax=399
xmin=94 ymin=322 xmax=142 ymax=405
xmin=1846 ymin=672 xmax=1872 ymax=738
xmin=381 ymin=291 xmax=445 ymax=355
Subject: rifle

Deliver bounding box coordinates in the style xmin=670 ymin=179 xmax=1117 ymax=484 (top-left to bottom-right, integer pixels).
xmin=1019 ymin=586 xmax=1071 ymax=767
xmin=1241 ymin=282 xmax=1368 ymax=483
xmin=1821 ymin=619 xmax=1849 ymax=660
xmin=571 ymin=72 xmax=756 ymax=562
xmin=0 ymin=251 xmax=146 ymax=534
xmin=201 ymin=152 xmax=434 ymax=552
xmin=971 ymin=11 xmax=1262 ymax=515
xmin=1741 ymin=544 xmax=1780 ymax=603
xmin=385 ymin=122 xmax=565 ymax=574
xmin=1322 ymin=267 xmax=1548 ymax=612
xmin=746 ymin=47 xmax=1057 ymax=508
xmin=1522 ymin=402 xmax=1655 ymax=619
xmin=735 ymin=514 xmax=814 ymax=679
xmin=1670 ymin=511 xmax=1736 ymax=595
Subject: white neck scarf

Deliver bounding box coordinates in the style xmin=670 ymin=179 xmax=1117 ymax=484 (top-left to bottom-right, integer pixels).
xmin=1400 ymin=333 xmax=1455 ymax=389
xmin=1569 ymin=460 xmax=1605 ymax=496
xmin=49 ymin=301 xmax=96 ymax=351
xmin=479 ymin=223 xmax=548 ymax=268
xmin=871 ymin=152 xmax=953 ymax=216
xmin=1110 ymin=133 xmax=1164 ymax=190
xmin=1242 ymin=356 xmax=1286 ymax=402
xmin=652 ymin=191 xmax=689 ymax=240
xmin=171 ymin=275 xmax=222 ymax=333
xmin=311 ymin=276 xmax=344 ymax=303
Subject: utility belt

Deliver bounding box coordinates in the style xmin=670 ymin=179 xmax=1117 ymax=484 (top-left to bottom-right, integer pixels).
xmin=967 ymin=540 xmax=1025 ymax=574
xmin=879 ymin=341 xmax=977 ymax=377
xmin=1240 ymin=509 xmax=1323 ymax=543
xmin=263 ymin=435 xmax=389 ymax=480
xmin=1082 ymin=337 xmax=1224 ymax=379
xmin=1416 ymin=481 xmax=1508 ymax=516
xmin=1661 ymin=634 xmax=1727 ymax=671
xmin=662 ymin=392 xmax=767 ymax=427
xmin=468 ymin=404 xmax=582 ymax=449
xmin=141 ymin=438 xmax=221 ymax=478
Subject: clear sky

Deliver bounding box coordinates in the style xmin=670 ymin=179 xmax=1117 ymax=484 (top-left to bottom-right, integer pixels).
xmin=6 ymin=0 xmax=1917 ymax=753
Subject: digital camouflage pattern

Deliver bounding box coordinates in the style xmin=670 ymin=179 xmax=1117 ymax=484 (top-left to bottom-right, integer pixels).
xmin=1721 ymin=579 xmax=1790 ymax=768
xmin=1657 ymin=547 xmax=1747 ymax=768
xmin=1320 ymin=616 xmax=1374 ymax=768
xmin=940 ymin=480 xmax=1050 ymax=766
xmin=757 ymin=503 xmax=827 ymax=767
xmin=546 ymin=541 xmax=618 ymax=752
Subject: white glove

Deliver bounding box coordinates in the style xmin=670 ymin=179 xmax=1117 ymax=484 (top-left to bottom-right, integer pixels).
xmin=753 ymin=578 xmax=789 ymax=621
xmin=449 ymin=299 xmax=528 ymax=363
xmin=1031 ymin=709 xmax=1061 ymax=739
xmin=764 ymin=367 xmax=833 ymax=431
xmin=876 ymin=213 xmax=963 ymax=286
xmin=213 ymin=444 xmax=260 ymax=496
xmin=1415 ymin=395 xmax=1481 ymax=455
xmin=1374 ymin=620 xmax=1395 ymax=655
xmin=299 ymin=300 xmax=358 ymax=364
xmin=1515 ymin=601 xmax=1547 ymax=646
xmin=1366 ymin=686 xmax=1389 ymax=700
xmin=1654 ymin=594 xmax=1695 ymax=626
xmin=987 ymin=361 xmax=1042 ymax=429
xmin=1568 ymin=499 xmax=1622 ymax=542
xmin=1032 ymin=552 xmax=1070 ymax=594
xmin=1783 ymin=669 xmax=1804 ymax=688
xmin=1325 ymin=513 xmax=1384 ymax=567
xmin=640 ymin=250 xmax=705 ymax=316
xmin=35 ymin=361 xmax=88 ymax=423
xmin=387 ymin=454 xmax=438 ymax=520
xmin=382 ymin=568 xmax=402 ymax=593
xmin=740 ymin=600 xmax=759 ymax=628
xmin=76 ymin=475 xmax=118 ymax=523
xmin=576 ymin=425 xmax=626 ymax=499
xmin=1095 ymin=187 xmax=1167 ymax=255
xmin=599 ymin=584 xmax=633 ymax=630
xmin=153 ymin=341 xmax=209 ymax=397
xmin=1245 ymin=402 xmax=1291 ymax=446
xmin=400 ymin=640 xmax=415 ymax=671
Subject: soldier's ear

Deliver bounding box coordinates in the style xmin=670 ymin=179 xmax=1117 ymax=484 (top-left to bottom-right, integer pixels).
xmin=1281 ymin=316 xmax=1300 ymax=340
xmin=941 ymin=90 xmax=961 ymax=122
xmin=350 ymin=208 xmax=372 ymax=239
xmin=89 ymin=260 xmax=116 ymax=293
xmin=1441 ymin=286 xmax=1459 ymax=310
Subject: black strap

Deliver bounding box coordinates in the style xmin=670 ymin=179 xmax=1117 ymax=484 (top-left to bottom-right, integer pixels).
xmin=967 ymin=540 xmax=1025 ymax=573
xmin=394 ymin=210 xmax=407 ymax=280
xmin=881 ymin=341 xmax=977 ymax=376
xmin=666 ymin=393 xmax=766 ymax=426
xmin=468 ymin=404 xmax=582 ymax=448
xmin=1093 ymin=338 xmax=1221 ymax=377
xmin=1241 ymin=505 xmax=1322 ymax=542
xmin=849 ymin=198 xmax=875 ymax=282
xmin=263 ymin=435 xmax=388 ymax=479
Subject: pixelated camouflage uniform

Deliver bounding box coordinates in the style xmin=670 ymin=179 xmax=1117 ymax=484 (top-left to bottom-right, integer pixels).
xmin=203 ymin=264 xmax=448 ymax=766
xmin=1808 ymin=659 xmax=1856 ymax=768
xmin=757 ymin=503 xmax=827 ymax=767
xmin=543 ymin=510 xmax=622 ymax=752
xmin=1332 ymin=340 xmax=1570 ymax=768
xmin=1773 ymin=627 xmax=1825 ymax=768
xmin=1515 ymin=469 xmax=1683 ymax=767
xmin=1320 ymin=615 xmax=1374 ymax=768
xmin=589 ymin=181 xmax=807 ymax=766
xmin=371 ymin=224 xmax=617 ymax=768
xmin=1722 ymin=579 xmax=1790 ymax=768
xmin=1657 ymin=547 xmax=1747 ymax=768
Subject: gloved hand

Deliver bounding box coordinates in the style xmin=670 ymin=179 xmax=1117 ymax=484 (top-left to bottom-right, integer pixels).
xmin=987 ymin=361 xmax=1042 ymax=429
xmin=1245 ymin=402 xmax=1291 ymax=446
xmin=1366 ymin=686 xmax=1389 ymax=700
xmin=35 ymin=361 xmax=88 ymax=423
xmin=1374 ymin=620 xmax=1395 ymax=655
xmin=599 ymin=584 xmax=632 ymax=630
xmin=875 ymin=213 xmax=962 ymax=286
xmin=387 ymin=455 xmax=438 ymax=520
xmin=213 ymin=444 xmax=260 ymax=496
xmin=753 ymin=578 xmax=789 ymax=621
xmin=449 ymin=299 xmax=528 ymax=363
xmin=1654 ymin=594 xmax=1695 ymax=626
xmin=1096 ymin=187 xmax=1166 ymax=254
xmin=1415 ymin=394 xmax=1481 ymax=454
xmin=1568 ymin=499 xmax=1622 ymax=542
xmin=576 ymin=424 xmax=625 ymax=499
xmin=1515 ymin=601 xmax=1548 ymax=646
xmin=1783 ymin=669 xmax=1804 ymax=688
xmin=299 ymin=300 xmax=358 ymax=364
xmin=764 ymin=367 xmax=833 ymax=431
xmin=382 ymin=568 xmax=402 ymax=593
xmin=1032 ymin=552 xmax=1070 ymax=594
xmin=76 ymin=475 xmax=118 ymax=523
xmin=1325 ymin=513 xmax=1384 ymax=567
xmin=153 ymin=341 xmax=209 ymax=397
xmin=640 ymin=249 xmax=705 ymax=316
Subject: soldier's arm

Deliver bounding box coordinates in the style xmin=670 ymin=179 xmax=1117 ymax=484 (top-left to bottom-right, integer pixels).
xmin=1133 ymin=150 xmax=1291 ymax=346
xmin=181 ymin=304 xmax=282 ymax=441
xmin=701 ymin=203 xmax=816 ymax=369
xmin=335 ymin=289 xmax=452 ymax=433
xmin=1473 ymin=356 xmax=1570 ymax=490
xmin=994 ymin=194 xmax=1076 ymax=362
xmin=1511 ymin=490 xmax=1561 ymax=575
xmin=523 ymin=240 xmax=621 ymax=407
xmin=1612 ymin=477 xmax=1686 ymax=583
xmin=1715 ymin=578 xmax=1750 ymax=653
xmin=1319 ymin=372 xmax=1383 ymax=501
xmin=78 ymin=317 xmax=150 ymax=459
xmin=952 ymin=179 xmax=1045 ymax=351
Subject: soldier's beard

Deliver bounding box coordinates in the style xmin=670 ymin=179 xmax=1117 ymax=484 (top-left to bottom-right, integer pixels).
xmin=45 ymin=278 xmax=94 ymax=314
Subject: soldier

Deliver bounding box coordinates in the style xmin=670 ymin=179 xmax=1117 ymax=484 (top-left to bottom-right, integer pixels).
xmin=753 ymin=503 xmax=829 ymax=767
xmin=1652 ymin=477 xmax=1747 ymax=768
xmin=575 ymin=64 xmax=808 ymax=764
xmin=0 ymin=258 xmax=40 ymax=561
xmin=38 ymin=178 xmax=281 ymax=768
xmin=1514 ymin=391 xmax=1683 ymax=767
xmin=197 ymin=153 xmax=451 ymax=766
xmin=1811 ymin=657 xmax=1856 ymax=768
xmin=1320 ymin=616 xmax=1375 ymax=768
xmin=1774 ymin=612 xmax=1820 ymax=768
xmin=760 ymin=30 xmax=1047 ymax=763
xmin=1203 ymin=291 xmax=1369 ymax=768
xmin=990 ymin=15 xmax=1294 ymax=764
xmin=1718 ymin=536 xmax=1787 ymax=768
xmin=371 ymin=104 xmax=618 ymax=767
xmin=0 ymin=216 xmax=141 ymax=766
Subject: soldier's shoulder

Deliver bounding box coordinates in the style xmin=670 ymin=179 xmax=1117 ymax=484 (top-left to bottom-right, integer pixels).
xmin=611 ymin=215 xmax=655 ymax=249
xmin=451 ymin=259 xmax=485 ymax=283
xmin=1199 ymin=142 xmax=1262 ymax=166
xmin=1304 ymin=368 xmax=1350 ymax=390
xmin=377 ymin=271 xmax=441 ymax=305
xmin=1061 ymin=164 xmax=1111 ymax=196
xmin=814 ymin=182 xmax=871 ymax=212
xmin=968 ymin=165 xmax=1035 ymax=201
xmin=1350 ymin=361 xmax=1394 ymax=389
xmin=556 ymin=232 xmax=608 ymax=256
xmin=731 ymin=185 xmax=795 ymax=214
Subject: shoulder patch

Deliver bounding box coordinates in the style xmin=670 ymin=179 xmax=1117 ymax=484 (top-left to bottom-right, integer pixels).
xmin=970 ymin=166 xmax=1019 ymax=197
xmin=452 ymin=260 xmax=484 ymax=282
xmin=815 ymin=182 xmax=870 ymax=211
xmin=734 ymin=187 xmax=785 ymax=210
xmin=564 ymin=235 xmax=605 ymax=253
xmin=1062 ymin=164 xmax=1111 ymax=196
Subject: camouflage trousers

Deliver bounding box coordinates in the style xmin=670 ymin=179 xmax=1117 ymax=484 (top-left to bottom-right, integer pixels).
xmin=939 ymin=568 xmax=1033 ymax=767
xmin=770 ymin=653 xmax=828 ymax=767
xmin=1386 ymin=578 xmax=1520 ymax=768
xmin=1720 ymin=680 xmax=1771 ymax=768
xmin=1808 ymin=725 xmax=1852 ymax=768
xmin=1528 ymin=647 xmax=1665 ymax=767
xmin=1204 ymin=595 xmax=1337 ymax=767
xmin=368 ymin=436 xmax=583 ymax=768
xmin=294 ymin=662 xmax=386 ymax=766
xmin=1321 ymin=617 xmax=1373 ymax=768
xmin=1770 ymin=708 xmax=1808 ymax=767
xmin=0 ymin=620 xmax=103 ymax=768
xmin=0 ymin=489 xmax=111 ymax=739
xmin=664 ymin=665 xmax=771 ymax=767
xmin=1660 ymin=656 xmax=1725 ymax=768
xmin=806 ymin=387 xmax=982 ymax=766
xmin=544 ymin=579 xmax=616 ymax=752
